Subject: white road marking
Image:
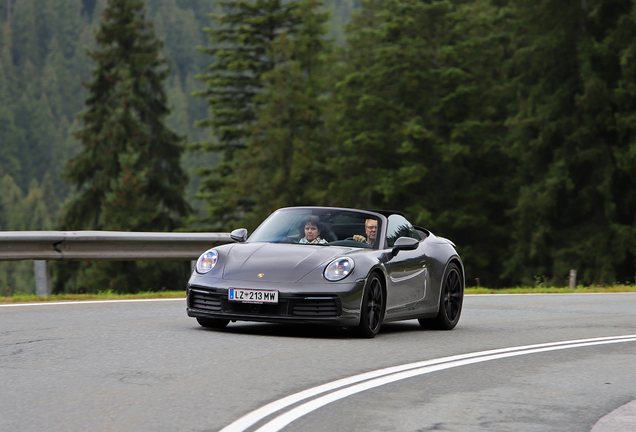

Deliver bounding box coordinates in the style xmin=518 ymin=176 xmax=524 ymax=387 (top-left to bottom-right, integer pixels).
xmin=0 ymin=298 xmax=185 ymax=307
xmin=219 ymin=335 xmax=636 ymax=432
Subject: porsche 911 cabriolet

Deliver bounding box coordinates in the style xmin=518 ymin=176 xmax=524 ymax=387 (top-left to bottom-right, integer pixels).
xmin=186 ymin=206 xmax=464 ymax=337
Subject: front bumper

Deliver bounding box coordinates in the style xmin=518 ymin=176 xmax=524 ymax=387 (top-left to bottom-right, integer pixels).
xmin=186 ymin=277 xmax=365 ymax=327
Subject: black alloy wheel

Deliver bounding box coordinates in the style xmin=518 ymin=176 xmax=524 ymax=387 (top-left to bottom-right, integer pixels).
xmin=419 ymin=262 xmax=463 ymax=330
xmin=196 ymin=317 xmax=230 ymax=329
xmin=357 ymin=273 xmax=385 ymax=338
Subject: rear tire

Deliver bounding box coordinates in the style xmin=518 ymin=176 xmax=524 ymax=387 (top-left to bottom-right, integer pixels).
xmin=196 ymin=317 xmax=230 ymax=329
xmin=419 ymin=262 xmax=463 ymax=330
xmin=357 ymin=273 xmax=385 ymax=338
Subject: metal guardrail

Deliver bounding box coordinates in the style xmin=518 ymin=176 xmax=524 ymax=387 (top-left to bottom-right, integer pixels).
xmin=0 ymin=231 xmax=233 ymax=261
xmin=0 ymin=231 xmax=234 ymax=296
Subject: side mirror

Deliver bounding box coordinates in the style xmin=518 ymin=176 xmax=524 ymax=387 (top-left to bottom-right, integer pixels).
xmin=378 ymin=237 xmax=419 ymax=263
xmin=391 ymin=237 xmax=419 ymax=257
xmin=230 ymin=228 xmax=248 ymax=243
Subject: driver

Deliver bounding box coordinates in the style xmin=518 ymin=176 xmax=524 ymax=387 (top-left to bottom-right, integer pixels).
xmin=299 ymin=216 xmax=328 ymax=245
xmin=353 ymin=219 xmax=378 ymax=246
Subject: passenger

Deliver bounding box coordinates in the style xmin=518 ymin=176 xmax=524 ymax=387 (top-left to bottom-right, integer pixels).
xmin=299 ymin=216 xmax=328 ymax=245
xmin=353 ymin=219 xmax=378 ymax=246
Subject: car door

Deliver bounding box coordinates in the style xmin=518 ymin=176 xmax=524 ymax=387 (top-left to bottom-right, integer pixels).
xmin=383 ymin=215 xmax=429 ymax=316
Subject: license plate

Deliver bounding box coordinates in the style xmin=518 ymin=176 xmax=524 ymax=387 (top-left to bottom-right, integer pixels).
xmin=229 ymin=288 xmax=278 ymax=304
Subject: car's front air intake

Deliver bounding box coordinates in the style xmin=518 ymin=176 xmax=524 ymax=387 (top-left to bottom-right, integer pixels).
xmin=189 ymin=289 xmax=222 ymax=312
xmin=292 ymin=298 xmax=339 ymax=317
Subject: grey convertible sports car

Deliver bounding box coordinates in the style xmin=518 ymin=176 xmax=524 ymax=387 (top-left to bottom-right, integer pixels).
xmin=186 ymin=206 xmax=464 ymax=337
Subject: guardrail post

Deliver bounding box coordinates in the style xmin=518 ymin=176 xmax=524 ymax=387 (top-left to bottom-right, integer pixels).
xmin=569 ymin=269 xmax=577 ymax=290
xmin=34 ymin=260 xmax=51 ymax=297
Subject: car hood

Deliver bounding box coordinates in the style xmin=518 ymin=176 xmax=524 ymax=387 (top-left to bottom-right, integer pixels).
xmin=222 ymin=242 xmax=353 ymax=283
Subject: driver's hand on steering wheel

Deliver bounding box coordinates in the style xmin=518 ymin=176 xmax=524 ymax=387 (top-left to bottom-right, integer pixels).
xmin=353 ymin=234 xmax=366 ymax=243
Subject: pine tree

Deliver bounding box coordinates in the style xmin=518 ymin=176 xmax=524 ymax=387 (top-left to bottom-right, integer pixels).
xmin=503 ymin=0 xmax=636 ymax=285
xmin=53 ymin=0 xmax=84 ymax=60
xmin=34 ymin=1 xmax=56 ymax=66
xmin=328 ymin=0 xmax=513 ymax=285
xmin=57 ymin=0 xmax=190 ymax=293
xmin=192 ymin=0 xmax=308 ymax=230
xmin=0 ymin=106 xmax=23 ymax=183
xmin=0 ymin=24 xmax=13 ymax=101
xmin=0 ymin=176 xmax=53 ymax=296
xmin=30 ymin=95 xmax=58 ymax=181
xmin=222 ymin=0 xmax=333 ymax=229
xmin=41 ymin=38 xmax=65 ymax=119
xmin=0 ymin=23 xmax=23 ymax=183
xmin=0 ymin=174 xmax=26 ymax=231
xmin=605 ymin=2 xmax=636 ymax=284
xmin=151 ymin=0 xmax=202 ymax=81
xmin=40 ymin=172 xmax=62 ymax=222
xmin=61 ymin=0 xmax=189 ymax=231
xmin=23 ymin=178 xmax=55 ymax=230
xmin=13 ymin=83 xmax=40 ymax=189
xmin=10 ymin=0 xmax=40 ymax=70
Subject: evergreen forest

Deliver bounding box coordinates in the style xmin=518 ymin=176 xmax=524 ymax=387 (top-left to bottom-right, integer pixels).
xmin=1 ymin=0 xmax=636 ymax=294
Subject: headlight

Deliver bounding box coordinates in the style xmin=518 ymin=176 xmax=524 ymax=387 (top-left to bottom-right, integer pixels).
xmin=196 ymin=250 xmax=219 ymax=274
xmin=324 ymin=257 xmax=354 ymax=281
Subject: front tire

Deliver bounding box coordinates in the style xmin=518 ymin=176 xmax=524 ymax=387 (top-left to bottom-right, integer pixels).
xmin=419 ymin=262 xmax=463 ymax=330
xmin=196 ymin=317 xmax=230 ymax=329
xmin=357 ymin=273 xmax=385 ymax=338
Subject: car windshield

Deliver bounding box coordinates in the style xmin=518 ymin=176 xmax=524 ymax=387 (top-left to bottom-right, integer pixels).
xmin=249 ymin=208 xmax=382 ymax=249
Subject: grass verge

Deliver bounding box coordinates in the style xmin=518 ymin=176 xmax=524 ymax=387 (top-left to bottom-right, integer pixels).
xmin=466 ymin=285 xmax=636 ymax=294
xmin=0 ymin=291 xmax=186 ymax=304
xmin=1 ymin=286 xmax=636 ymax=303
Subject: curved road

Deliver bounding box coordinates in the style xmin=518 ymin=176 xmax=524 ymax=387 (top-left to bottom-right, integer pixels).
xmin=1 ymin=293 xmax=635 ymax=431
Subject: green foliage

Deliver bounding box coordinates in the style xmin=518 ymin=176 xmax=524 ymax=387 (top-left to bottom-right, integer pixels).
xmin=1 ymin=0 xmax=357 ymax=201
xmin=0 ymin=174 xmax=59 ymax=296
xmin=0 ymin=0 xmax=355 ymax=296
xmin=56 ymin=0 xmax=191 ymax=294
xmin=226 ymin=1 xmax=334 ymax=229
xmin=61 ymin=0 xmax=190 ymax=231
xmin=3 ymin=0 xmax=636 ymax=293
xmin=0 ymin=106 xmax=23 ymax=182
xmin=189 ymin=0 xmax=636 ymax=286
xmin=0 ymin=174 xmax=27 ymax=231
xmin=325 ymin=0 xmax=513 ymax=284
xmin=503 ymin=0 xmax=636 ymax=286
xmin=193 ymin=0 xmax=332 ymax=230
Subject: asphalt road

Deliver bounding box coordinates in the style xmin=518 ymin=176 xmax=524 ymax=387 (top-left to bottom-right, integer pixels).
xmin=1 ymin=293 xmax=635 ymax=432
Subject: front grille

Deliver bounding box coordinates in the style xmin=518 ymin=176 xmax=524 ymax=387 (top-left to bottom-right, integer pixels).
xmin=293 ymin=298 xmax=339 ymax=317
xmin=189 ymin=289 xmax=222 ymax=312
